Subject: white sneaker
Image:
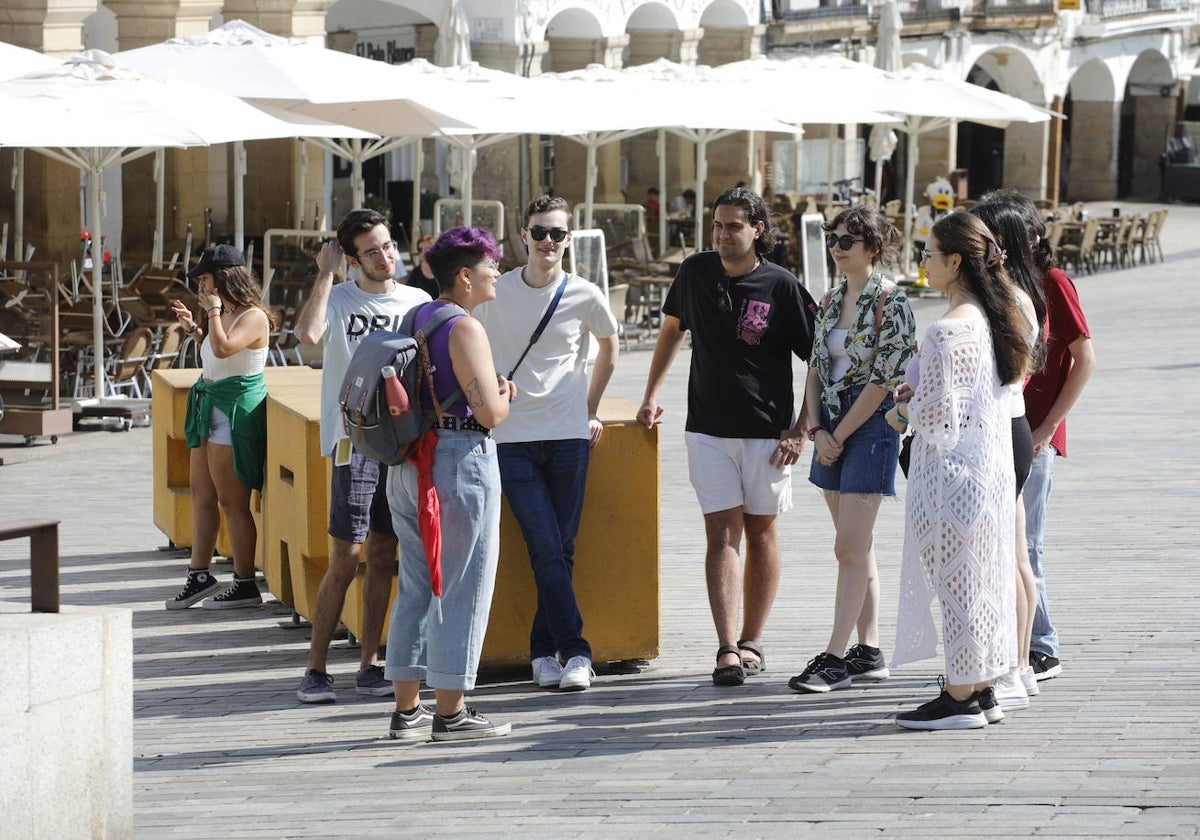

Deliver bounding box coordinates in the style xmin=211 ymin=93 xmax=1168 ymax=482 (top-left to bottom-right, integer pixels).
xmin=992 ymin=668 xmax=1030 ymax=710
xmin=558 ymin=655 xmax=594 ymax=692
xmin=1019 ymin=665 xmax=1040 ymax=696
xmin=531 ymin=656 xmax=563 ymax=688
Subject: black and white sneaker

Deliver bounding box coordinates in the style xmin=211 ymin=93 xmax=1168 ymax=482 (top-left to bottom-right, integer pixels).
xmin=430 ymin=706 xmax=512 ymax=742
xmin=388 ymin=704 xmax=434 ymax=742
xmin=843 ymin=644 xmax=891 ymax=681
xmin=201 ymin=576 xmax=262 ymax=610
xmin=975 ymin=687 xmax=1005 ymax=724
xmin=896 ymin=690 xmax=987 ymax=731
xmin=165 ymin=570 xmax=220 ymax=610
xmin=1029 ymin=651 xmax=1062 ymax=681
xmin=788 ymin=652 xmax=852 ymax=693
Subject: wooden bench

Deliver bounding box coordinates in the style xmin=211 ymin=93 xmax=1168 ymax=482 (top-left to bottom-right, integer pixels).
xmin=0 ymin=519 xmax=60 ymax=612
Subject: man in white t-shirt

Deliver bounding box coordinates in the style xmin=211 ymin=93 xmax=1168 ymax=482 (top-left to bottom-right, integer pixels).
xmin=292 ymin=209 xmax=430 ymax=704
xmin=474 ymin=196 xmax=619 ymax=692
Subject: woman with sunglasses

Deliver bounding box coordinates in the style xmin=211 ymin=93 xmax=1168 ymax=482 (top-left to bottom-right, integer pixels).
xmin=789 ymin=206 xmax=917 ymax=694
xmin=885 ymin=211 xmax=1033 ymax=730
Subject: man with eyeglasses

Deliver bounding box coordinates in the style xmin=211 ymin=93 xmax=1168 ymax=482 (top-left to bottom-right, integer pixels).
xmin=638 ymin=186 xmax=817 ymax=687
xmin=474 ymin=195 xmax=620 ymax=693
xmin=292 ymin=209 xmax=431 ymax=704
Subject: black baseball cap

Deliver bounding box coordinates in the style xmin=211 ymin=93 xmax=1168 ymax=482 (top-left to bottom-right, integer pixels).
xmin=186 ymin=244 xmax=245 ymax=279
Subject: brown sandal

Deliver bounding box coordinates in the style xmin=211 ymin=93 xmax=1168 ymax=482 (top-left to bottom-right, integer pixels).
xmin=737 ymin=639 xmax=766 ymax=675
xmin=712 ymin=645 xmax=746 ymax=686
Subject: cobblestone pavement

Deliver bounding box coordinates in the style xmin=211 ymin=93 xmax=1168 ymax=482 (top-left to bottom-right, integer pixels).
xmin=3 ymin=201 xmax=1199 ymax=838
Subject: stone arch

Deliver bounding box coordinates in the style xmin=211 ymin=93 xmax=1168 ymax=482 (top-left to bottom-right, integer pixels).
xmin=957 ymin=49 xmax=1049 ymax=199
xmin=698 ymin=0 xmax=754 ymax=28
xmin=1068 ymin=58 xmax=1117 ymax=102
xmin=1120 ymin=49 xmax=1177 ymax=197
xmin=1062 ymin=59 xmax=1119 ymax=201
xmin=545 ymin=6 xmax=606 ymax=41
xmin=626 ymin=2 xmax=681 ymax=31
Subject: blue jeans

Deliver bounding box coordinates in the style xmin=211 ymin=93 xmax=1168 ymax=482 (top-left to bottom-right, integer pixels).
xmin=384 ymin=431 xmax=500 ymax=691
xmin=497 ymin=439 xmax=592 ymax=662
xmin=1022 ymin=446 xmax=1059 ymax=657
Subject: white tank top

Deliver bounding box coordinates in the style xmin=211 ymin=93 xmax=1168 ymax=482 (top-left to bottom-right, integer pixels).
xmin=200 ymin=309 xmax=269 ymax=381
xmin=827 ymin=328 xmax=851 ymax=383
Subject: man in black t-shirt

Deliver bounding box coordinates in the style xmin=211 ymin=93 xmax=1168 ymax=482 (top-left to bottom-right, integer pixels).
xmin=639 ymin=186 xmax=817 ymax=687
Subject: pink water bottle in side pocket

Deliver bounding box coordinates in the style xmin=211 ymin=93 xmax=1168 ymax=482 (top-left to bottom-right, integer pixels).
xmin=381 ymin=365 xmax=410 ymax=417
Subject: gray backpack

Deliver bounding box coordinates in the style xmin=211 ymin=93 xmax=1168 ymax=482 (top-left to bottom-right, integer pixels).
xmin=338 ymin=302 xmax=465 ymax=465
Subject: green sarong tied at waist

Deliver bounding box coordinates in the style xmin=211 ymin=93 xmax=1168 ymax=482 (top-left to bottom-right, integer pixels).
xmin=184 ymin=372 xmax=268 ymax=491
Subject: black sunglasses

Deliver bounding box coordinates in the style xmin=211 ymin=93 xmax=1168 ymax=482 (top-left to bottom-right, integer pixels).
xmin=527 ymin=225 xmax=569 ymax=243
xmin=825 ymin=233 xmax=864 ymax=251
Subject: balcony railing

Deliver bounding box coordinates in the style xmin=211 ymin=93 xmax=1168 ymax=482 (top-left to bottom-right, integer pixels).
xmin=1087 ymin=0 xmax=1191 ymax=15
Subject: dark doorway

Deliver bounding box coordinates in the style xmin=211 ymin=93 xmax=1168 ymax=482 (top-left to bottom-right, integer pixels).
xmin=1117 ymin=96 xmax=1136 ymax=198
xmin=957 ymin=65 xmax=1006 ymax=198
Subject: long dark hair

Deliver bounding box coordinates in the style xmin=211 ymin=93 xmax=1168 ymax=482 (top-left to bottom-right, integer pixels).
xmin=970 ymin=197 xmax=1047 ymax=373
xmin=210 ymin=265 xmax=275 ymax=330
xmin=930 ymin=212 xmax=1032 ymax=386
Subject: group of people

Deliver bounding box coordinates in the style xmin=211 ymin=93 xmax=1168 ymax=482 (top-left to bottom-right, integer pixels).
xmin=637 ymin=185 xmax=1091 ymax=731
xmin=167 ymin=196 xmax=619 ymax=742
xmin=164 ymin=181 xmax=1091 ymax=739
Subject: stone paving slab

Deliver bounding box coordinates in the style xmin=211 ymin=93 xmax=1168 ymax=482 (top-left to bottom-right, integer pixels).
xmin=2 ymin=201 xmax=1199 ymax=837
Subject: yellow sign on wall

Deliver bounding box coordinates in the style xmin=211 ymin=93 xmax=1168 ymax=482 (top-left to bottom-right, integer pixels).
xmin=1058 ymin=0 xmax=1081 ymax=9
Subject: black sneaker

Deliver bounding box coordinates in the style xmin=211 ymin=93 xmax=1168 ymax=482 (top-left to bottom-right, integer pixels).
xmin=896 ymin=690 xmax=987 ymax=730
xmin=788 ymin=652 xmax=852 ymax=693
xmin=843 ymin=644 xmax=890 ymax=681
xmin=1029 ymin=651 xmax=1062 ymax=681
xmin=430 ymin=706 xmax=512 ymax=742
xmin=165 ymin=570 xmax=220 ymax=610
xmin=201 ymin=576 xmax=262 ymax=610
xmin=388 ymin=704 xmax=434 ymax=742
xmin=975 ymin=687 xmax=1005 ymax=724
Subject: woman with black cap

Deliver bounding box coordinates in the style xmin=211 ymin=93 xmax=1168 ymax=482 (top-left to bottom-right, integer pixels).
xmin=166 ymin=245 xmax=275 ymax=610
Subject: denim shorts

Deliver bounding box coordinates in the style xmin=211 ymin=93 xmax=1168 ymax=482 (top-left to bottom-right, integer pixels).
xmin=808 ymin=386 xmax=899 ymax=496
xmin=328 ymin=449 xmax=396 ymax=543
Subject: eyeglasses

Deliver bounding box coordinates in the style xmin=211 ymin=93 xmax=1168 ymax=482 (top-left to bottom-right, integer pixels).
xmin=715 ymin=276 xmax=732 ymax=314
xmin=920 ymin=249 xmax=943 ymax=262
xmin=356 ymin=240 xmax=397 ymax=262
xmin=825 ymin=233 xmax=864 ymax=251
xmin=527 ymin=225 xmax=569 ymax=243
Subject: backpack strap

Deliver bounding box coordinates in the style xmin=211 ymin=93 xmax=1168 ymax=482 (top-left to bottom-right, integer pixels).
xmin=408 ymin=301 xmax=468 ymax=416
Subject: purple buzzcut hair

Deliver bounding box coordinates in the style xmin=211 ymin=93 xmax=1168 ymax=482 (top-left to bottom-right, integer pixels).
xmin=425 ymin=226 xmax=501 ymax=293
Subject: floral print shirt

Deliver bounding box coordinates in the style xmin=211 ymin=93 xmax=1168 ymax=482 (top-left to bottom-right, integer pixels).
xmin=812 ymin=272 xmax=918 ymax=421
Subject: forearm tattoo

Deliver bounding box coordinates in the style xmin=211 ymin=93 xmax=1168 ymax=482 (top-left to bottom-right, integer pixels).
xmin=465 ymin=378 xmax=485 ymax=408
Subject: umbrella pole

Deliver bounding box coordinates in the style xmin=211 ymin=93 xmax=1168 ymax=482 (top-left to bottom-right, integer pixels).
xmin=296 ymin=140 xmax=307 ymax=230
xmin=153 ymin=148 xmax=165 ymax=266
xmin=657 ymin=130 xmax=667 ymax=258
xmin=584 ymin=138 xmax=597 ymax=230
xmin=413 ymin=139 xmax=423 ymax=242
xmin=14 ymin=149 xmax=24 ymax=261
xmin=351 ymin=137 xmax=365 ymax=209
xmin=902 ymin=128 xmax=918 ymax=277
xmin=826 ymin=128 xmax=836 ymax=204
xmin=463 ymin=144 xmax=475 ymax=225
xmin=695 ymin=134 xmax=709 ymax=252
xmin=88 ymin=157 xmax=107 ymax=399
xmin=234 ymin=141 xmax=246 ymax=253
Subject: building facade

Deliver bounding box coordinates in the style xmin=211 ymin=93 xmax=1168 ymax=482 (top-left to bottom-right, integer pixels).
xmin=0 ymin=0 xmax=1195 ymax=267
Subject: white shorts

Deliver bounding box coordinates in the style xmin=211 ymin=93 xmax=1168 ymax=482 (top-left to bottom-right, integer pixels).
xmin=206 ymin=405 xmax=233 ymax=446
xmin=685 ymin=432 xmax=793 ymax=516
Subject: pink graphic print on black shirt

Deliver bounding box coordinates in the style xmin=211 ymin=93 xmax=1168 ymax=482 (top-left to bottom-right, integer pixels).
xmin=736 ymin=300 xmax=770 ymax=345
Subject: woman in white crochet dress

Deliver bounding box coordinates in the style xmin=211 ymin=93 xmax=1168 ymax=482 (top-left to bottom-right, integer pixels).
xmin=885 ymin=212 xmax=1034 ymax=730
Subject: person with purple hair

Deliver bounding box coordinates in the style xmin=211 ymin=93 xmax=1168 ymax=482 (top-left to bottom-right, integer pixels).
xmin=383 ymin=226 xmax=517 ymax=743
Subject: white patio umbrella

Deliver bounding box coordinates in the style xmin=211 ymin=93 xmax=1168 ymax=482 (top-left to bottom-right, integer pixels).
xmin=1 ymin=43 xmax=60 ymax=262
xmin=0 ymin=50 xmax=372 ymax=397
xmin=869 ymin=64 xmax=1058 ymax=272
xmin=869 ymin=2 xmax=903 ymax=199
xmin=116 ymin=20 xmax=462 ymax=247
xmin=435 ymin=0 xmax=472 ymax=67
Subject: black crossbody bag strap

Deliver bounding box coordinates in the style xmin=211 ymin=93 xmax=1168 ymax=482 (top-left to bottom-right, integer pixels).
xmin=505 ymin=272 xmax=569 ymax=380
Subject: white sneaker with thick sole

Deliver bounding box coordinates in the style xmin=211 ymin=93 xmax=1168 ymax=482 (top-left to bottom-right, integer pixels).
xmin=558 ymin=655 xmax=593 ymax=692
xmin=992 ymin=668 xmax=1030 ymax=710
xmin=531 ymin=656 xmax=563 ymax=688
